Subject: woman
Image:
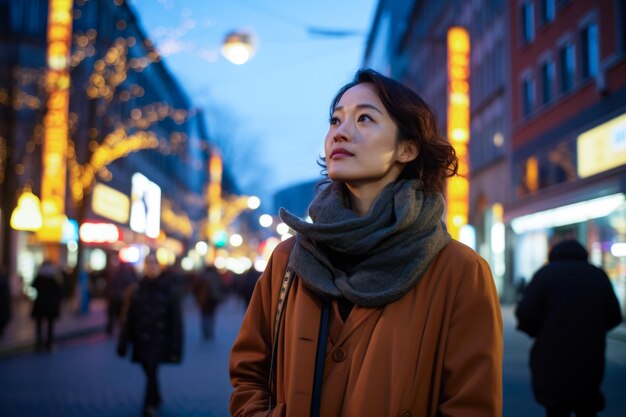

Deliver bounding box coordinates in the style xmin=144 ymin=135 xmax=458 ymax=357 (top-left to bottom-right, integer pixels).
xmin=117 ymin=254 xmax=183 ymax=417
xmin=230 ymin=69 xmax=503 ymax=416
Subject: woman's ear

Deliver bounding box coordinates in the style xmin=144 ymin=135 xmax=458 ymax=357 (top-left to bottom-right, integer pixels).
xmin=398 ymin=141 xmax=418 ymax=163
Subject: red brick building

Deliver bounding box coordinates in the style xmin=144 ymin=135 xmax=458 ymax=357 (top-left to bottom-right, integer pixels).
xmin=507 ymin=0 xmax=626 ymax=310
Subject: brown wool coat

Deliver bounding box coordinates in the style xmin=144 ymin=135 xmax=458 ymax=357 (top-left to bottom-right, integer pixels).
xmin=230 ymin=238 xmax=503 ymax=417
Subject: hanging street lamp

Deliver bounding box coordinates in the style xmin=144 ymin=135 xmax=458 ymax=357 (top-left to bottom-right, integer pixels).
xmin=221 ymin=30 xmax=257 ymax=65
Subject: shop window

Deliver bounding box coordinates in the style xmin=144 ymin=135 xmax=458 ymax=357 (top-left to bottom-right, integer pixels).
xmin=516 ymin=140 xmax=578 ymax=197
xmin=541 ymin=60 xmax=555 ymax=104
xmin=559 ymin=43 xmax=575 ymax=92
xmin=520 ymin=1 xmax=535 ymax=44
xmin=581 ymin=22 xmax=599 ymax=79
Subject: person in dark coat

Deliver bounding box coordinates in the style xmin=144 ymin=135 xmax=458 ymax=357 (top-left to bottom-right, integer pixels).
xmin=31 ymin=260 xmax=64 ymax=352
xmin=234 ymin=267 xmax=261 ymax=309
xmin=105 ymin=259 xmax=138 ymax=335
xmin=117 ymin=254 xmax=183 ymax=417
xmin=515 ymin=239 xmax=623 ymax=417
xmin=192 ymin=265 xmax=225 ymax=340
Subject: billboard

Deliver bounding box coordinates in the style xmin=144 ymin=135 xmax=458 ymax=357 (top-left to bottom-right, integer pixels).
xmin=129 ymin=173 xmax=161 ymax=238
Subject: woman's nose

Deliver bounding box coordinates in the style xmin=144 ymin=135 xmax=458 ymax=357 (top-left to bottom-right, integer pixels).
xmin=333 ymin=121 xmax=352 ymax=142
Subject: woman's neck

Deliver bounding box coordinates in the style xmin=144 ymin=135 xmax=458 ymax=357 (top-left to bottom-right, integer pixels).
xmin=346 ymin=181 xmax=393 ymax=216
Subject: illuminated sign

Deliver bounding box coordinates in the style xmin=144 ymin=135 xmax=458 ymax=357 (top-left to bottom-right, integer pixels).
xmin=61 ymin=218 xmax=79 ymax=243
xmin=577 ymin=112 xmax=626 ymax=178
xmin=40 ymin=0 xmax=73 ymax=242
xmin=129 ymin=173 xmax=161 ymax=238
xmin=79 ymin=222 xmax=121 ymax=243
xmin=446 ymin=26 xmax=470 ymax=240
xmin=510 ymin=193 xmax=624 ymax=234
xmin=207 ymin=151 xmax=222 ymax=239
xmin=92 ymin=182 xmax=130 ymax=224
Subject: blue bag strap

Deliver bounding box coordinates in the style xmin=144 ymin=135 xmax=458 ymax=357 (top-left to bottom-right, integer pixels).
xmin=310 ymin=302 xmax=330 ymax=417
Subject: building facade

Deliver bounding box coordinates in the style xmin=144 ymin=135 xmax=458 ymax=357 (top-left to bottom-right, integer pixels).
xmin=507 ymin=0 xmax=626 ymax=311
xmin=364 ymin=0 xmax=514 ymax=298
xmin=0 ymin=0 xmax=213 ymax=298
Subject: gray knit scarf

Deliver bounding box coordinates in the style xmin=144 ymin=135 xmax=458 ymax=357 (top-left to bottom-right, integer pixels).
xmin=279 ymin=179 xmax=451 ymax=308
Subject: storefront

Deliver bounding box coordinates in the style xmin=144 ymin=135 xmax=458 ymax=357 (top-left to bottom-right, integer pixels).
xmin=507 ymin=111 xmax=626 ymax=314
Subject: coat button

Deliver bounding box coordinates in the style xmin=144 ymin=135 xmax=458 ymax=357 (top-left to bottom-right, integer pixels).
xmin=332 ymin=348 xmax=346 ymax=362
xmin=398 ymin=411 xmax=411 ymax=417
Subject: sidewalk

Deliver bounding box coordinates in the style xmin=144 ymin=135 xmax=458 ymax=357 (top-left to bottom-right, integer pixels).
xmin=0 ymin=296 xmax=107 ymax=358
xmin=2 ymin=296 xmax=625 ymax=359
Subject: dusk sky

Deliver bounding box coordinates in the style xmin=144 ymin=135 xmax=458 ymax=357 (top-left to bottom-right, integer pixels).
xmin=128 ymin=0 xmax=378 ymax=209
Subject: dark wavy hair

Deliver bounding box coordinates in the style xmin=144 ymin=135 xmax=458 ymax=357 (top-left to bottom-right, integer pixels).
xmin=320 ymin=68 xmax=458 ymax=193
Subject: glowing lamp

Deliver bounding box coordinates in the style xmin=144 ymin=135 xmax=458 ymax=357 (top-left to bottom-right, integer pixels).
xmin=247 ymin=196 xmax=261 ymax=210
xmin=221 ymin=31 xmax=256 ymax=65
xmin=259 ymin=214 xmax=273 ymax=228
xmin=229 ymin=233 xmax=243 ymax=247
xmin=119 ymin=245 xmax=141 ymax=263
xmin=10 ymin=189 xmax=43 ymax=231
xmin=611 ymin=243 xmax=626 ymax=257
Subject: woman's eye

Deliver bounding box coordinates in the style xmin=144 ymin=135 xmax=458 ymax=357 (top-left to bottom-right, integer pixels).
xmin=329 ymin=116 xmax=340 ymax=125
xmin=358 ymin=114 xmax=372 ymax=122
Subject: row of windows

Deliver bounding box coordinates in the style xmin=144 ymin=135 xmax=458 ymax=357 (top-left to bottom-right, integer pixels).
xmin=520 ymin=21 xmax=599 ymax=118
xmin=520 ymin=0 xmax=569 ymax=44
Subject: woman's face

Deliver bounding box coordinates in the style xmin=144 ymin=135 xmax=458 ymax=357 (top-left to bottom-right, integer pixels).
xmin=325 ymin=83 xmax=414 ymax=188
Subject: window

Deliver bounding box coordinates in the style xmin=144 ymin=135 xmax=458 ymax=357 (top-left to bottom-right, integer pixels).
xmin=522 ymin=76 xmax=535 ymax=116
xmin=581 ymin=23 xmax=599 ymax=78
xmin=559 ymin=43 xmax=575 ymax=92
xmin=541 ymin=60 xmax=555 ymax=104
xmin=521 ymin=2 xmax=535 ymax=43
xmin=541 ymin=0 xmax=555 ymax=23
xmin=620 ymin=0 xmax=626 ymax=53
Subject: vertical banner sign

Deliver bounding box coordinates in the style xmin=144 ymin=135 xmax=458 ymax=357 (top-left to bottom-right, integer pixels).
xmin=207 ymin=150 xmax=223 ymax=260
xmin=39 ymin=0 xmax=73 ymax=242
xmin=446 ymin=27 xmax=470 ymax=240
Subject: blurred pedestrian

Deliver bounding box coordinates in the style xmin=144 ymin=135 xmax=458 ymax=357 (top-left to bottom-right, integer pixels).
xmin=234 ymin=267 xmax=260 ymax=309
xmin=162 ymin=257 xmax=188 ymax=301
xmin=105 ymin=259 xmax=138 ymax=336
xmin=60 ymin=265 xmax=77 ymax=313
xmin=0 ymin=266 xmax=10 ymax=339
xmin=117 ymin=254 xmax=183 ymax=417
xmin=230 ymin=69 xmax=502 ymax=416
xmin=192 ymin=265 xmax=225 ymax=340
xmin=31 ymin=259 xmax=64 ymax=352
xmin=516 ymin=239 xmax=623 ymax=417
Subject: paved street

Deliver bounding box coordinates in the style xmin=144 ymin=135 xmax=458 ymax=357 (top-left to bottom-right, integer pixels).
xmin=0 ymin=296 xmax=247 ymax=417
xmin=0 ymin=299 xmax=625 ymax=417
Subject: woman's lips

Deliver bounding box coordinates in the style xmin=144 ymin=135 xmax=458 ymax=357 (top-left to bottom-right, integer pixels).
xmin=330 ymin=148 xmax=354 ymax=159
